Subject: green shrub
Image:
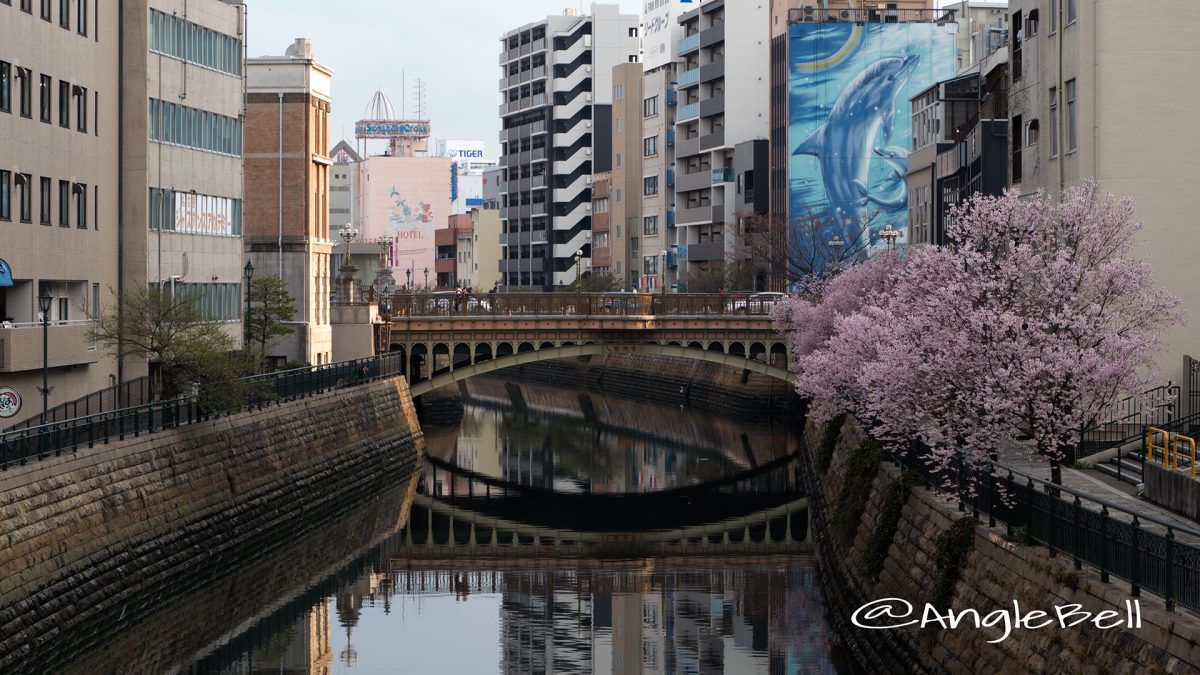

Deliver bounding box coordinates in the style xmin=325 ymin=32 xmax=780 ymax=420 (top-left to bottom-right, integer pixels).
xmin=1005 ymin=525 xmax=1030 ymax=545
xmin=858 ymin=471 xmax=921 ymax=580
xmin=830 ymin=436 xmax=883 ymax=547
xmin=930 ymin=516 xmax=979 ymax=609
xmin=815 ymin=413 xmax=847 ymax=473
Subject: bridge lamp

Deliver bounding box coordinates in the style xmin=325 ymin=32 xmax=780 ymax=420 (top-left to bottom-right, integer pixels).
xmin=424 ymin=266 xmax=429 ymax=289
xmin=574 ymin=248 xmax=584 ymax=286
xmin=38 ymin=286 xmax=53 ymax=424
xmin=242 ymin=260 xmax=254 ymax=348
xmin=660 ymin=250 xmax=668 ymax=296
xmin=880 ymin=223 xmax=899 ymax=252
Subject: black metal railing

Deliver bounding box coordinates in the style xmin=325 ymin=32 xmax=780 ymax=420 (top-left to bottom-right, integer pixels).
xmin=386 ymin=292 xmax=781 ymax=318
xmin=0 ymin=353 xmax=405 ymax=470
xmin=895 ymin=441 xmax=1200 ymax=612
xmin=3 ymin=376 xmax=154 ymax=432
xmin=1078 ymin=384 xmax=1179 ymax=460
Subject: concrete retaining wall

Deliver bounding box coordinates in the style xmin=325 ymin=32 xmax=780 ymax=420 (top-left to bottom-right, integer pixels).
xmin=1144 ymin=462 xmax=1200 ymax=521
xmin=0 ymin=377 xmax=425 ymax=672
xmin=806 ymin=417 xmax=1200 ymax=674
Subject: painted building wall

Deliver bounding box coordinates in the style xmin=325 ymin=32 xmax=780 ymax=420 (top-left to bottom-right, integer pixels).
xmin=355 ymin=156 xmax=453 ymax=290
xmin=788 ymin=21 xmax=957 ymax=265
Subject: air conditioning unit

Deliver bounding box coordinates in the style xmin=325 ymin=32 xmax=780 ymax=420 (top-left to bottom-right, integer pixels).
xmin=585 ymin=204 xmax=592 ymax=211
xmin=586 ymin=65 xmax=593 ymax=73
xmin=586 ymin=120 xmax=593 ymax=128
xmin=586 ymin=93 xmax=594 ymax=102
xmin=585 ymin=175 xmax=594 ymax=184
xmin=584 ymin=35 xmax=593 ymax=48
xmin=585 ymin=148 xmax=592 ymax=155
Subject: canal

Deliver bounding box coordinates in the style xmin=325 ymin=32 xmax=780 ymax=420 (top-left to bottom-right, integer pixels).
xmin=64 ymin=377 xmax=853 ymax=674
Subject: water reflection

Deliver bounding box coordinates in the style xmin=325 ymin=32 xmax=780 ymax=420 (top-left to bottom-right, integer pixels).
xmin=165 ymin=379 xmax=849 ymax=673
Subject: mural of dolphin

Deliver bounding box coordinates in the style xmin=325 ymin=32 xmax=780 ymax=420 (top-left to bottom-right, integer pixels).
xmin=792 ymin=54 xmax=920 ymax=236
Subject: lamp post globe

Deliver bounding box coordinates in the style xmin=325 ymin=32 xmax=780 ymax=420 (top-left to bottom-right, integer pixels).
xmin=573 ymin=249 xmax=584 ymax=286
xmin=38 ymin=286 xmax=53 ymax=424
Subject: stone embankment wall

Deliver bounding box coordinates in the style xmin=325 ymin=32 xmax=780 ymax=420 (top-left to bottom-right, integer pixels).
xmin=807 ymin=417 xmax=1200 ymax=674
xmin=0 ymin=377 xmax=425 ymax=673
xmin=471 ymin=353 xmax=794 ymax=421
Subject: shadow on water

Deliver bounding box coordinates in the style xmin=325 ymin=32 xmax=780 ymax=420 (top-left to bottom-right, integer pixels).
xmin=58 ymin=380 xmax=863 ymax=674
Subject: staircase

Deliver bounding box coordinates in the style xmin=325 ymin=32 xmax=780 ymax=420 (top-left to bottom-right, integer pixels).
xmin=1095 ymin=445 xmax=1199 ymax=487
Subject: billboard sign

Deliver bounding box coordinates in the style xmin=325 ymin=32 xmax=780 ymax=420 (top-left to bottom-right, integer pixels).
xmin=173 ymin=193 xmax=239 ymax=237
xmin=788 ymin=21 xmax=956 ymax=266
xmin=354 ymin=120 xmax=431 ymax=139
xmin=642 ymin=0 xmax=697 ymax=71
xmin=443 ymin=140 xmax=491 ymax=165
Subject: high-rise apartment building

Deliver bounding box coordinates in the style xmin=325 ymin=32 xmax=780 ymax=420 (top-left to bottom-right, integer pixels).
xmin=0 ymin=0 xmax=120 ymax=424
xmin=1008 ymin=0 xmax=1200 ymax=391
xmin=244 ymin=38 xmax=334 ymax=367
xmin=610 ymin=63 xmax=642 ymax=289
xmin=121 ymin=0 xmax=247 ymax=365
xmin=497 ymin=5 xmax=639 ymax=290
xmin=673 ymin=0 xmax=769 ymax=290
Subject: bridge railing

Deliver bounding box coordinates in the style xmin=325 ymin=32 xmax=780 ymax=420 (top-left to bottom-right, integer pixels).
xmin=0 ymin=353 xmax=405 ymax=470
xmin=385 ymin=292 xmax=781 ymax=318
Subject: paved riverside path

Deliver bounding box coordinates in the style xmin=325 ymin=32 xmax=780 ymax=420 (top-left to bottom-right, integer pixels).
xmin=997 ymin=440 xmax=1200 ymax=544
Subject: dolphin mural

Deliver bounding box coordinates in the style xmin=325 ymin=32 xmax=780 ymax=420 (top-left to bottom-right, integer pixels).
xmin=792 ymin=54 xmax=919 ymax=247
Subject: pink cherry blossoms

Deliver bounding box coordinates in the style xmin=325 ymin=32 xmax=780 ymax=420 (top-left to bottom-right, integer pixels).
xmin=774 ymin=182 xmax=1184 ymax=482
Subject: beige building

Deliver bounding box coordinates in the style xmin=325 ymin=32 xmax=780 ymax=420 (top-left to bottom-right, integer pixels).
xmin=467 ymin=207 xmax=502 ymax=292
xmin=120 ymin=0 xmax=247 ymax=369
xmin=610 ymin=63 xmax=642 ymax=289
xmin=638 ymin=65 xmax=676 ymax=293
xmin=1007 ymin=0 xmax=1200 ymax=393
xmin=0 ymin=0 xmax=120 ymax=425
xmin=942 ymin=1 xmax=1009 ymax=72
xmin=245 ymin=39 xmax=334 ymax=367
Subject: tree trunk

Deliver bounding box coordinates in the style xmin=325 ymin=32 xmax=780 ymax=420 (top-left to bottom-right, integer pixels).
xmin=1050 ymin=459 xmax=1062 ymax=486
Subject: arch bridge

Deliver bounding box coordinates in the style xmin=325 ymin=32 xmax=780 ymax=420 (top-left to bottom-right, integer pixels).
xmin=376 ymin=292 xmax=793 ymax=396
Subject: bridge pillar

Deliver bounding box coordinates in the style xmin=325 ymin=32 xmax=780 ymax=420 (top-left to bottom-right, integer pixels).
xmin=785 ymin=512 xmax=792 ymax=543
xmin=468 ymin=517 xmax=476 ymax=546
xmin=448 ymin=514 xmax=456 ymax=546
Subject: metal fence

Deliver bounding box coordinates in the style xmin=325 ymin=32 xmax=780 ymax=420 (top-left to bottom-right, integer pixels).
xmin=3 ymin=377 xmax=154 ymax=432
xmin=1077 ymin=384 xmax=1179 ymax=460
xmin=386 ymin=292 xmax=781 ymax=318
xmin=898 ymin=441 xmax=1200 ymax=613
xmin=0 ymin=353 xmax=405 ymax=471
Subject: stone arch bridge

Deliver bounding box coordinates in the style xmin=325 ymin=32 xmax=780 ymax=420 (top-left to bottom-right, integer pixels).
xmin=375 ymin=292 xmax=793 ymax=396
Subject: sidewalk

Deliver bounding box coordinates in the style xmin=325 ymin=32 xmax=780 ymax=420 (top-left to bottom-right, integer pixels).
xmin=997 ymin=440 xmax=1200 ymax=544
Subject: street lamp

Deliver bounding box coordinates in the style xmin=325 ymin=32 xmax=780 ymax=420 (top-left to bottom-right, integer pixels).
xmin=378 ymin=232 xmax=393 ymax=270
xmin=573 ymin=248 xmax=583 ymax=287
xmin=660 ymin=250 xmax=668 ymax=296
xmin=827 ymin=235 xmax=844 ymax=267
xmin=423 ymin=266 xmax=429 ymax=289
xmin=37 ymin=286 xmax=52 ymax=424
xmin=880 ymin=223 xmax=899 ymax=251
xmin=243 ymin=260 xmax=254 ymax=348
xmin=338 ymin=223 xmax=359 ymax=261
xmin=405 ymin=268 xmax=412 ymax=290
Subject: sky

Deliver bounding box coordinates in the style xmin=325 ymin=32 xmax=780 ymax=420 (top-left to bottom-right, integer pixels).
xmin=246 ymin=0 xmax=962 ymax=160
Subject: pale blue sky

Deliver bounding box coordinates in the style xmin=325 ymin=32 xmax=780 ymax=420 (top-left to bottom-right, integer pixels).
xmin=246 ymin=1 xmax=961 ymax=159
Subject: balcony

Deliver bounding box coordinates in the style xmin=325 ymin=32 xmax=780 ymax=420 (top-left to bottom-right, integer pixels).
xmin=677 ymin=67 xmax=700 ymax=88
xmin=699 ymin=59 xmax=724 ymax=83
xmin=699 ymin=129 xmax=725 ymax=151
xmin=531 ymin=174 xmax=546 ymax=189
xmin=677 ymin=102 xmax=700 ymax=122
xmin=677 ymin=204 xmax=714 ymax=225
xmin=687 ymin=241 xmax=724 ymax=262
xmin=532 ymin=202 xmax=547 ymax=216
xmin=592 ymin=247 xmax=612 ymax=267
xmin=699 ymin=22 xmax=725 ymax=49
xmin=676 ymin=135 xmax=700 ymax=157
xmin=0 ymin=322 xmax=99 ymax=373
xmin=676 ymin=169 xmax=710 ymax=193
xmin=499 ymin=232 xmax=508 ymax=246
xmin=677 ymin=33 xmax=700 ymax=55
xmin=699 ymin=95 xmax=725 ymax=118
xmin=712 ymin=167 xmax=733 ymax=183
xmin=531 ymin=230 xmax=548 ymax=244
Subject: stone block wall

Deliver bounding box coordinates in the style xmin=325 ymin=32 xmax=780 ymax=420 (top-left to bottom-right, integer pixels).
xmin=0 ymin=376 xmax=425 ymax=672
xmin=807 ymin=417 xmax=1200 ymax=674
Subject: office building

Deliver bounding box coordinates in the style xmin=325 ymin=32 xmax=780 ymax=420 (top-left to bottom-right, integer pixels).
xmin=673 ymin=0 xmax=769 ymax=290
xmin=497 ymin=4 xmax=639 ymax=290
xmin=0 ymin=0 xmax=119 ymax=425
xmin=244 ymin=38 xmax=334 ymax=367
xmin=121 ymin=0 xmax=247 ymax=365
xmin=1007 ymin=0 xmax=1200 ymax=392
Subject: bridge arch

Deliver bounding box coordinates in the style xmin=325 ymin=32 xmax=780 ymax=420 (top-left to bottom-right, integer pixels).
xmin=407 ymin=343 xmax=795 ymax=397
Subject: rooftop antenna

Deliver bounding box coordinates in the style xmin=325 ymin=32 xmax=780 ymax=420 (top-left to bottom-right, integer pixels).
xmin=401 ymin=70 xmax=406 ymax=119
xmin=412 ymin=78 xmax=428 ymax=120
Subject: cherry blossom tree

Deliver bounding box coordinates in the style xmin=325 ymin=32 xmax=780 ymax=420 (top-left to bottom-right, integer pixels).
xmin=776 ymin=182 xmax=1183 ymax=484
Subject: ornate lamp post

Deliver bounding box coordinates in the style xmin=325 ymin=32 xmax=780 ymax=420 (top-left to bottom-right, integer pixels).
xmin=880 ymin=223 xmax=899 ymax=251
xmin=660 ymin=250 xmax=668 ymax=296
xmin=242 ymin=260 xmax=254 ymax=348
xmin=37 ymin=286 xmax=53 ymax=424
xmin=405 ymin=268 xmax=412 ymax=290
xmin=338 ymin=223 xmax=359 ymax=259
xmin=423 ymin=266 xmax=429 ymax=289
xmin=573 ymin=248 xmax=583 ymax=287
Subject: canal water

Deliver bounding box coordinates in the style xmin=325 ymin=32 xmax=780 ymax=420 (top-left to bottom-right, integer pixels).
xmin=70 ymin=377 xmax=853 ymax=674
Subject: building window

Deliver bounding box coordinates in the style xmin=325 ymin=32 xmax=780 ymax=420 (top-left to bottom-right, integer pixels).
xmin=643 ymin=135 xmax=658 ymax=157
xmin=1066 ymin=0 xmax=1077 ymax=24
xmin=594 ymin=232 xmax=609 ymax=248
xmin=1049 ymin=87 xmax=1059 ymax=157
xmin=0 ymin=62 xmax=9 ymax=113
xmin=58 ymin=79 xmax=70 ymax=128
xmin=0 ymin=171 xmax=9 ymax=221
xmin=1065 ymin=79 xmax=1077 ymax=152
xmin=628 ymin=55 xmax=638 ymax=63
xmin=1026 ymin=119 xmax=1040 ymax=146
xmin=593 ymin=197 xmax=609 ymax=213
xmin=20 ymin=0 xmax=32 ymax=13
xmin=1011 ymin=114 xmax=1023 ymax=183
xmin=58 ymin=0 xmax=68 ymax=29
xmin=17 ymin=68 xmax=31 ymax=117
xmin=643 ymin=255 xmax=658 ymax=276
xmin=58 ymin=180 xmax=69 ymax=226
xmin=1049 ymin=0 xmax=1057 ymax=33
xmin=17 ymin=174 xmax=31 ymax=222
xmin=75 ymin=183 xmax=86 ymax=228
xmin=75 ymin=85 xmax=87 ymax=132
xmin=643 ymin=96 xmax=658 ymax=118
xmin=615 ymin=152 xmax=621 ymax=167
xmin=39 ymin=177 xmax=50 ymax=224
xmin=643 ymin=176 xmax=658 ymax=196
xmin=76 ymin=0 xmax=86 ymax=35
xmin=614 ymin=83 xmax=624 ymax=100
xmin=643 ymin=215 xmax=658 ymax=236
xmin=148 ymin=9 xmax=243 ymax=77
xmin=615 ymin=188 xmax=621 ymax=203
xmin=1026 ymin=9 xmax=1038 ymax=37
xmin=148 ymin=98 xmax=243 ymax=156
xmin=628 ymin=27 xmax=637 ymax=37
xmin=40 ymin=0 xmax=49 ymax=21
xmin=39 ymin=74 xmax=51 ymax=123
